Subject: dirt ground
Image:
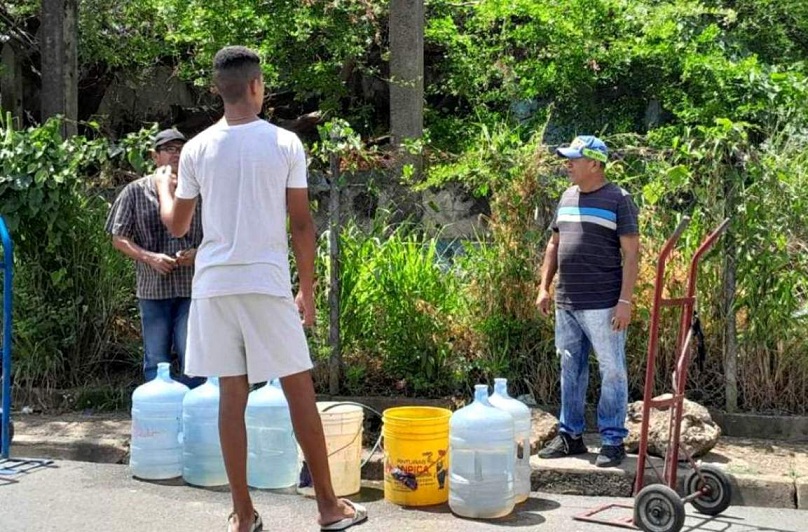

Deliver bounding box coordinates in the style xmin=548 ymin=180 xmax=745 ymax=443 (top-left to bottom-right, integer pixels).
xmin=576 ymin=431 xmax=807 ymax=480
xmin=706 ymin=436 xmax=808 ymax=479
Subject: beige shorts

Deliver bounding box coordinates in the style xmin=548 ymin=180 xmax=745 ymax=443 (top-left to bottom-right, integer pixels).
xmin=185 ymin=294 xmax=313 ymax=384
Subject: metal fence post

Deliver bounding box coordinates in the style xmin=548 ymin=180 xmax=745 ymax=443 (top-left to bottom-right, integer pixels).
xmin=1 ymin=216 xmax=13 ymax=459
xmin=327 ymin=145 xmax=342 ymax=395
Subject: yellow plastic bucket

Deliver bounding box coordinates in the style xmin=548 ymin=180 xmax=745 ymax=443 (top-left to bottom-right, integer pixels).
xmin=382 ymin=406 xmax=451 ymax=506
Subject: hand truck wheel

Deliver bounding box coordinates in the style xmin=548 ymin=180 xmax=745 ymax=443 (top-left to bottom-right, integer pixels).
xmin=684 ymin=464 xmax=732 ymax=516
xmin=634 ymin=484 xmax=686 ymax=532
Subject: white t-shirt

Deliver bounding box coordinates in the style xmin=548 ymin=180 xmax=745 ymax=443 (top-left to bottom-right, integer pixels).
xmin=176 ymin=119 xmax=307 ymax=299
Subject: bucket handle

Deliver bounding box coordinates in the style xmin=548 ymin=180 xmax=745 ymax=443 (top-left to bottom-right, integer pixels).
xmin=320 ymin=402 xmax=383 ymax=469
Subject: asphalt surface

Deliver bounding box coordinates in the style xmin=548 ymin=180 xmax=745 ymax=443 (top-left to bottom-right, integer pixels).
xmin=0 ymin=460 xmax=804 ymax=532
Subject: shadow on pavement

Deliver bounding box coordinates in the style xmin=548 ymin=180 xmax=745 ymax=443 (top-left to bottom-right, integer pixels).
xmin=0 ymin=457 xmax=57 ymax=486
xmin=351 ymin=485 xmax=385 ymax=503
xmin=398 ymin=495 xmax=560 ymax=527
xmin=683 ymin=513 xmax=798 ymax=532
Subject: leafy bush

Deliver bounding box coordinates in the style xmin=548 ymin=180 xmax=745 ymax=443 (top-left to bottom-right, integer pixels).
xmin=412 ymin=112 xmax=808 ymax=412
xmin=425 ymin=0 xmax=808 ymax=146
xmin=0 ymin=115 xmax=156 ymax=390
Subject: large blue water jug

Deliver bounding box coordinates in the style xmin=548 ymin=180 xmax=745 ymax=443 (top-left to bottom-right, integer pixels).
xmin=181 ymin=377 xmax=227 ymax=487
xmin=488 ymin=378 xmax=532 ymax=503
xmin=449 ymin=384 xmax=515 ymax=519
xmin=130 ymin=362 xmax=189 ymax=479
xmin=246 ymin=379 xmax=299 ymax=489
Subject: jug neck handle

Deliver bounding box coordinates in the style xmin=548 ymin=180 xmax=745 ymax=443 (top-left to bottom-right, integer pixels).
xmin=473 ymin=385 xmax=491 ymax=405
xmin=156 ymin=363 xmax=172 ymax=382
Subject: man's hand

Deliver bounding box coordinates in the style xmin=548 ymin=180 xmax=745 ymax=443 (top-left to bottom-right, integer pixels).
xmin=175 ymin=248 xmax=196 ymax=267
xmin=612 ymin=301 xmax=632 ymax=331
xmin=295 ymin=290 xmax=316 ymax=328
xmin=154 ymin=165 xmax=177 ymax=197
xmin=146 ymin=252 xmax=177 ymax=275
xmin=536 ymin=288 xmax=553 ymax=316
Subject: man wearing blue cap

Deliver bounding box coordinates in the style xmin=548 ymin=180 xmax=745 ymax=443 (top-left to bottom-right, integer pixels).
xmin=536 ymin=135 xmax=640 ymax=467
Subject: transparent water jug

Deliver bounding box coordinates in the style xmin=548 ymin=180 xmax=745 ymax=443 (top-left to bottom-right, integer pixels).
xmin=246 ymin=379 xmax=299 ymax=489
xmin=130 ymin=362 xmax=189 ymax=479
xmin=181 ymin=377 xmax=227 ymax=487
xmin=488 ymin=378 xmax=532 ymax=503
xmin=449 ymin=384 xmax=515 ymax=519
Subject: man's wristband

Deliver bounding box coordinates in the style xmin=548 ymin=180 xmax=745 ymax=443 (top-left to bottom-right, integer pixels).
xmin=618 ymin=299 xmax=632 ymax=306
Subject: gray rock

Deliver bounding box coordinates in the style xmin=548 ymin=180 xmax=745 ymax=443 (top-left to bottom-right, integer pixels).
xmin=625 ymin=394 xmax=721 ymax=459
xmin=516 ymin=394 xmax=538 ymax=407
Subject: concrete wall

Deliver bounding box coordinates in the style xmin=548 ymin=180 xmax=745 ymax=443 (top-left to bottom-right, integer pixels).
xmin=95 ymin=66 xmax=198 ymax=132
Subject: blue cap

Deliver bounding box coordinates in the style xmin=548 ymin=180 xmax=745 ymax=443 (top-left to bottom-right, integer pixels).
xmin=556 ymin=135 xmax=608 ymax=163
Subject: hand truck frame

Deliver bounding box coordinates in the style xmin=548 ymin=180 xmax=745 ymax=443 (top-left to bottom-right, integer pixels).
xmin=574 ymin=216 xmax=732 ymax=532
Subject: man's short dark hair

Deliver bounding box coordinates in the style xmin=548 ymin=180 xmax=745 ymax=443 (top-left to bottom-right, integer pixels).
xmin=213 ymin=46 xmax=262 ymax=104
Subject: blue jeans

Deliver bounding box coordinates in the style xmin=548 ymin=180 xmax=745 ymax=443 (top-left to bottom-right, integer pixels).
xmin=556 ymin=308 xmax=628 ymax=446
xmin=138 ymin=298 xmax=203 ymax=388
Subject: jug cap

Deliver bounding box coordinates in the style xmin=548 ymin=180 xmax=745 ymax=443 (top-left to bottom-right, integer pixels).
xmin=156 ymin=362 xmax=172 ymax=382
xmin=493 ymin=378 xmax=511 ymax=398
xmin=473 ymin=384 xmax=491 ymax=405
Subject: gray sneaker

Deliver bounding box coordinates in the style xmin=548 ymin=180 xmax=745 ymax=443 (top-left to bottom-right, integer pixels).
xmin=538 ymin=432 xmax=588 ymax=458
xmin=595 ymin=444 xmax=626 ymax=468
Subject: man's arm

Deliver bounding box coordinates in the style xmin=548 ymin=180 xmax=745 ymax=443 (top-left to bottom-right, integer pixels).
xmin=106 ymin=184 xmax=176 ymax=274
xmin=619 ymin=235 xmax=640 ymax=302
xmin=612 ymin=234 xmax=640 ymax=331
xmin=112 ymin=235 xmax=176 ymax=275
xmin=154 ymin=166 xmax=198 ymax=238
xmin=288 ymin=187 xmax=316 ymax=326
xmin=536 ymin=231 xmax=560 ymax=315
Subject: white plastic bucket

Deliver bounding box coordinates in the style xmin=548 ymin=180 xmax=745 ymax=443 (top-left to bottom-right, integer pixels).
xmin=303 ymin=401 xmax=364 ymax=497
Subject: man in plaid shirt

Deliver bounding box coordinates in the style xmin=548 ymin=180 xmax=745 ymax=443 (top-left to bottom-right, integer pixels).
xmin=105 ymin=129 xmax=203 ymax=387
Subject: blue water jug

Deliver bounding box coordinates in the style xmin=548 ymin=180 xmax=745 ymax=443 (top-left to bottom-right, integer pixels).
xmin=181 ymin=377 xmax=227 ymax=487
xmin=488 ymin=378 xmax=532 ymax=503
xmin=449 ymin=384 xmax=515 ymax=519
xmin=246 ymin=379 xmax=299 ymax=489
xmin=130 ymin=362 xmax=189 ymax=479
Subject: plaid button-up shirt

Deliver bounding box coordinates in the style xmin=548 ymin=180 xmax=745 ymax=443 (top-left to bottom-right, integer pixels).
xmin=105 ymin=175 xmax=203 ymax=299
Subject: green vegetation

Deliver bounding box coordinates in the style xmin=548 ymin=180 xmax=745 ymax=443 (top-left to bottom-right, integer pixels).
xmin=0 ymin=115 xmax=156 ymax=393
xmin=1 ymin=1 xmax=806 ymax=412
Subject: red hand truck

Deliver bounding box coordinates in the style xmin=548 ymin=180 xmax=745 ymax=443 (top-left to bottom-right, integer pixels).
xmin=574 ymin=216 xmax=732 ymax=532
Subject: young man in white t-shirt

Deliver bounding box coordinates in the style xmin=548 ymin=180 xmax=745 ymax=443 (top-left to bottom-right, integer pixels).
xmin=156 ymin=46 xmax=366 ymax=532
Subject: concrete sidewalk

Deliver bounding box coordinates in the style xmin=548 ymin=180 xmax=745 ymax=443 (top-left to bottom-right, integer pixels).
xmin=0 ymin=460 xmax=806 ymax=532
xmin=9 ymin=412 xmax=808 ymax=510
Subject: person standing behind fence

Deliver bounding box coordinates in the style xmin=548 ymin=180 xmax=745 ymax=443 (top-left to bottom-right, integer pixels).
xmin=105 ymin=129 xmax=204 ymax=388
xmin=536 ymin=136 xmax=640 ymax=468
xmin=155 ymin=46 xmax=367 ymax=532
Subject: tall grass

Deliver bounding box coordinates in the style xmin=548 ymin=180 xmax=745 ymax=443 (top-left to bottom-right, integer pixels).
xmin=13 ymin=194 xmax=139 ymax=393
xmin=314 ymin=217 xmax=464 ymax=394
xmin=731 ymin=125 xmax=808 ymax=412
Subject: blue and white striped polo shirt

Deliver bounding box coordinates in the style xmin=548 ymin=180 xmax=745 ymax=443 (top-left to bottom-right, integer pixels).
xmin=551 ymin=183 xmax=640 ymax=310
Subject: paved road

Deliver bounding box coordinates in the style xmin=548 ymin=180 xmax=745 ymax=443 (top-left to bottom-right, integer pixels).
xmin=0 ymin=460 xmax=802 ymax=532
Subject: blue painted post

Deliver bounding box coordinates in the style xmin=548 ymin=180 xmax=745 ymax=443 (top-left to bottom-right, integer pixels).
xmin=1 ymin=216 xmax=12 ymax=458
